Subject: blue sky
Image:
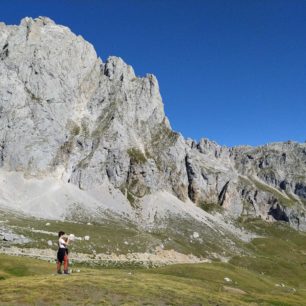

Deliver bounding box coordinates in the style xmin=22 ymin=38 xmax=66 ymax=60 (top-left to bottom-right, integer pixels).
xmin=1 ymin=0 xmax=305 ymax=146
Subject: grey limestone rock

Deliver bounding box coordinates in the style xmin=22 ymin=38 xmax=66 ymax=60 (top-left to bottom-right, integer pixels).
xmin=0 ymin=17 xmax=305 ymax=229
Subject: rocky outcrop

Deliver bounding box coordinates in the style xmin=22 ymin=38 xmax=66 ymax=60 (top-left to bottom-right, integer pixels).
xmin=0 ymin=17 xmax=305 ymax=229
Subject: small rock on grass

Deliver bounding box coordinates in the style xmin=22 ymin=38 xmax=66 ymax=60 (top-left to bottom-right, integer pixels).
xmin=223 ymin=286 xmax=246 ymax=295
xmin=192 ymin=232 xmax=200 ymax=239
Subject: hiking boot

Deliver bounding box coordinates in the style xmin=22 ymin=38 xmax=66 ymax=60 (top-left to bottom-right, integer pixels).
xmin=57 ymin=270 xmax=62 ymax=274
xmin=64 ymin=270 xmax=69 ymax=275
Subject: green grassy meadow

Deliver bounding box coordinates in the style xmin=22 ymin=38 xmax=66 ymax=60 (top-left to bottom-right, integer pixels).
xmin=1 ymin=219 xmax=306 ymax=305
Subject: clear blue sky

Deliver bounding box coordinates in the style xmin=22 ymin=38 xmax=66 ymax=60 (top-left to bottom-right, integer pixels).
xmin=1 ymin=0 xmax=306 ymax=146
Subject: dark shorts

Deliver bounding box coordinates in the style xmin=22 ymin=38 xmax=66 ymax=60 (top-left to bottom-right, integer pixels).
xmin=57 ymin=248 xmax=67 ymax=263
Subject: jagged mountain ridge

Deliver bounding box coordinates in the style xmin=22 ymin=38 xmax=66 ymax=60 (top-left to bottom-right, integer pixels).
xmin=0 ymin=17 xmax=305 ymax=228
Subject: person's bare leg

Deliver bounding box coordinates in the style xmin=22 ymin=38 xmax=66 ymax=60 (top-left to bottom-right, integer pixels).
xmin=64 ymin=255 xmax=69 ymax=274
xmin=57 ymin=261 xmax=62 ymax=274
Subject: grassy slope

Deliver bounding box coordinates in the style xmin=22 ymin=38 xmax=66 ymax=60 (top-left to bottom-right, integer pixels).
xmin=0 ymin=209 xmax=245 ymax=258
xmin=1 ymin=220 xmax=306 ymax=305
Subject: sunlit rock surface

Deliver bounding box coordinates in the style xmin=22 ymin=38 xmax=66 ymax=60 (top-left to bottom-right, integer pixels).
xmin=0 ymin=17 xmax=305 ymax=229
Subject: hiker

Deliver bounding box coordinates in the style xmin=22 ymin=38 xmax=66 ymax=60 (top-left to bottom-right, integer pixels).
xmin=57 ymin=231 xmax=69 ymax=274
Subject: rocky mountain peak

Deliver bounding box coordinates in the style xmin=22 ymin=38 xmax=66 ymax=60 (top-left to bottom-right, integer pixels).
xmin=20 ymin=16 xmax=56 ymax=27
xmin=104 ymin=56 xmax=135 ymax=81
xmin=0 ymin=17 xmax=305 ymax=230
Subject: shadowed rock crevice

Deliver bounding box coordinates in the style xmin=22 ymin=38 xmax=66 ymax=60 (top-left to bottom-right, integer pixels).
xmin=268 ymin=203 xmax=289 ymax=222
xmin=218 ymin=181 xmax=230 ymax=206
xmin=295 ymin=183 xmax=306 ymax=200
xmin=0 ymin=42 xmax=9 ymax=60
xmin=185 ymin=155 xmax=196 ymax=203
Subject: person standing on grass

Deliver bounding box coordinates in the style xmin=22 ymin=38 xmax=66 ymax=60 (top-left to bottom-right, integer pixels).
xmin=57 ymin=231 xmax=69 ymax=274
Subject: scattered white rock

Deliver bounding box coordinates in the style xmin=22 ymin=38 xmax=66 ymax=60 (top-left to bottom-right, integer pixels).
xmin=84 ymin=236 xmax=90 ymax=241
xmin=47 ymin=240 xmax=53 ymax=246
xmin=192 ymin=232 xmax=200 ymax=239
xmin=0 ymin=245 xmax=207 ymax=266
xmin=223 ymin=286 xmax=246 ymax=295
xmin=124 ymin=241 xmax=129 ymax=245
xmin=68 ymin=234 xmax=75 ymax=241
xmin=3 ymin=233 xmax=15 ymax=241
xmin=45 ymin=223 xmax=51 ymax=226
xmin=224 ymin=277 xmax=232 ymax=282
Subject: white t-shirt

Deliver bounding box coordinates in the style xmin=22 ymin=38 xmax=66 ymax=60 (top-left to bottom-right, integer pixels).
xmin=58 ymin=237 xmax=66 ymax=248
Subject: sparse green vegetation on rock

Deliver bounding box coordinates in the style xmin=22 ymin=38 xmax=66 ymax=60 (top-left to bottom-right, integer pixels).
xmin=127 ymin=148 xmax=147 ymax=164
xmin=250 ymin=177 xmax=297 ymax=207
xmin=199 ymin=201 xmax=223 ymax=214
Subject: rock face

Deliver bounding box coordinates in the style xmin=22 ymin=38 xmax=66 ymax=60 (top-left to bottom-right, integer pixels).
xmin=0 ymin=17 xmax=305 ymax=228
xmin=186 ymin=140 xmax=306 ymax=229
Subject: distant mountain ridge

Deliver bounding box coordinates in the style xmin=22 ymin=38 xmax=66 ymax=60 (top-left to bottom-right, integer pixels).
xmin=0 ymin=17 xmax=305 ymax=229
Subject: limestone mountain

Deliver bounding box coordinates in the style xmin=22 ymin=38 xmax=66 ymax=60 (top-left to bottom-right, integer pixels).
xmin=0 ymin=16 xmax=305 ymax=231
